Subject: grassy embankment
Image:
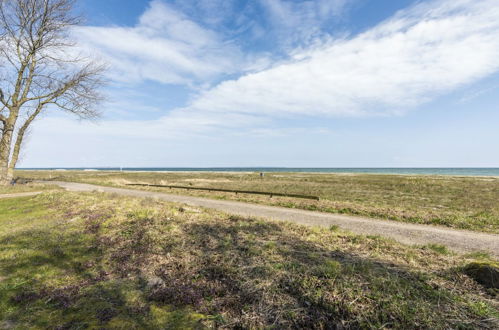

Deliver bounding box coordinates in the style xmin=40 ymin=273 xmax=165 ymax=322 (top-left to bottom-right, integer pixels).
xmin=1 ymin=190 xmax=498 ymax=328
xmin=18 ymin=170 xmax=499 ymax=233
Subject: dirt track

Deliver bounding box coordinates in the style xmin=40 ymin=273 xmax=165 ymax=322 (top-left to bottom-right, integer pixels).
xmin=49 ymin=181 xmax=499 ymax=257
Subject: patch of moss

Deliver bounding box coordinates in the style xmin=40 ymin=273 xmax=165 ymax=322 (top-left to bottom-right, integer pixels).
xmin=463 ymin=261 xmax=499 ymax=289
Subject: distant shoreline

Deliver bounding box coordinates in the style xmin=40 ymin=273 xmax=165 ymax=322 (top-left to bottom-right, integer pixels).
xmin=16 ymin=167 xmax=499 ymax=177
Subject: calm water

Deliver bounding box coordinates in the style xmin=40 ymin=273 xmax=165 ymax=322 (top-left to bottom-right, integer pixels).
xmin=18 ymin=168 xmax=499 ymax=176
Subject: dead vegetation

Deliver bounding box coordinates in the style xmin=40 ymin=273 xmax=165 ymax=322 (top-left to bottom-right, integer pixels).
xmin=1 ymin=191 xmax=497 ymax=328
xmin=18 ymin=170 xmax=499 ymax=233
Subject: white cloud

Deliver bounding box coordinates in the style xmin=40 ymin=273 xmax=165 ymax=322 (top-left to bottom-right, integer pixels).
xmin=458 ymin=84 xmax=499 ymax=104
xmin=73 ymin=0 xmax=352 ymax=87
xmin=28 ymin=0 xmax=499 ymax=149
xmin=74 ymin=0 xmax=244 ymax=85
xmin=172 ymin=0 xmax=239 ymax=27
xmin=185 ymin=0 xmax=499 ymax=118
xmin=33 ymin=109 xmax=266 ymax=141
xmin=258 ymin=0 xmax=350 ymax=46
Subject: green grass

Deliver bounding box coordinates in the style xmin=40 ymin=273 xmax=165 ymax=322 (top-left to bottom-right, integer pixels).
xmin=17 ymin=170 xmax=499 ymax=233
xmin=0 ymin=181 xmax=60 ymax=194
xmin=423 ymin=244 xmax=452 ymax=255
xmin=1 ymin=191 xmax=498 ymax=328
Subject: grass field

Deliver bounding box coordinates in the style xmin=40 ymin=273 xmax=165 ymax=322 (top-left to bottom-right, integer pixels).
xmin=1 ymin=191 xmax=498 ymax=328
xmin=0 ymin=181 xmax=61 ymax=194
xmin=17 ymin=170 xmax=499 ymax=233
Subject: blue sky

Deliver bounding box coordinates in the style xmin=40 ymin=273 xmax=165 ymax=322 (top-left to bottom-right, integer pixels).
xmin=21 ymin=0 xmax=499 ymax=167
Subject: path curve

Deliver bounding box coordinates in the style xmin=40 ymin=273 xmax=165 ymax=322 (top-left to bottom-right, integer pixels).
xmin=49 ymin=181 xmax=499 ymax=257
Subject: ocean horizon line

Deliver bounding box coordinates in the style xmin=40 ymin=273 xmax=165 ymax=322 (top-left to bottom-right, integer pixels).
xmin=16 ymin=167 xmax=499 ymax=176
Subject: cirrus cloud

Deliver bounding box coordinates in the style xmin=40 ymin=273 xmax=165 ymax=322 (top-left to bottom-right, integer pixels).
xmin=74 ymin=0 xmax=249 ymax=86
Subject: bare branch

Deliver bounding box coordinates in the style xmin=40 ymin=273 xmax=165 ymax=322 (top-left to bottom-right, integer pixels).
xmin=0 ymin=0 xmax=107 ymax=183
xmin=0 ymin=87 xmax=6 ymax=106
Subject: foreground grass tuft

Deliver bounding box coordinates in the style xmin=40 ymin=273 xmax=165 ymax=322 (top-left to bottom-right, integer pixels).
xmin=0 ymin=182 xmax=60 ymax=194
xmin=1 ymin=192 xmax=498 ymax=328
xmin=423 ymin=243 xmax=452 ymax=255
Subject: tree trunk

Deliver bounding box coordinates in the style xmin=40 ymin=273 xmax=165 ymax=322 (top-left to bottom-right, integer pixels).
xmin=7 ymin=124 xmax=27 ymax=182
xmin=0 ymin=127 xmax=13 ymax=185
xmin=0 ymin=162 xmax=10 ymax=186
xmin=6 ymin=166 xmax=14 ymax=183
xmin=0 ymin=107 xmax=19 ymax=185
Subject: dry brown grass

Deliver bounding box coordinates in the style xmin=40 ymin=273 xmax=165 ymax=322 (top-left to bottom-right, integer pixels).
xmin=1 ymin=191 xmax=497 ymax=328
xmin=18 ymin=170 xmax=499 ymax=233
xmin=0 ymin=181 xmax=60 ymax=194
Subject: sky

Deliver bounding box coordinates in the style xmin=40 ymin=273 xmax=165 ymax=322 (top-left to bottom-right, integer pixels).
xmin=20 ymin=0 xmax=499 ymax=168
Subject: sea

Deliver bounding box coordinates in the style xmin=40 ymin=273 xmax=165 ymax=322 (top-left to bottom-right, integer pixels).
xmin=17 ymin=168 xmax=499 ymax=176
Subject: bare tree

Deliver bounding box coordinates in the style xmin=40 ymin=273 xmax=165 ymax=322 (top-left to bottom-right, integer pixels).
xmin=0 ymin=0 xmax=106 ymax=185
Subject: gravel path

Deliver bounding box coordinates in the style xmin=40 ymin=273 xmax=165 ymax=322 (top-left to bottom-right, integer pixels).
xmin=50 ymin=181 xmax=499 ymax=257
